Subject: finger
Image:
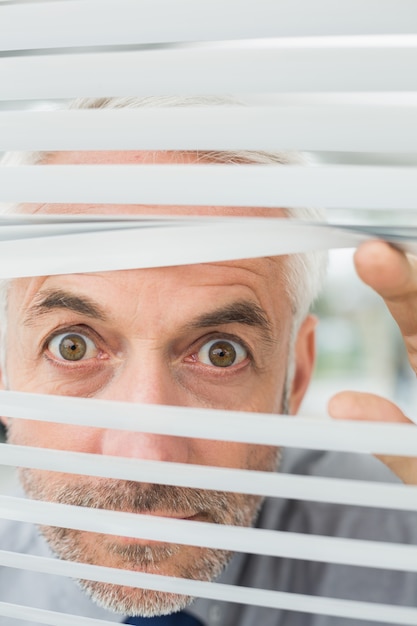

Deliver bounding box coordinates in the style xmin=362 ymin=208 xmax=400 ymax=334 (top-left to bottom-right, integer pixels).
xmin=328 ymin=390 xmax=409 ymax=424
xmin=354 ymin=240 xmax=417 ymax=369
xmin=329 ymin=391 xmax=417 ymax=484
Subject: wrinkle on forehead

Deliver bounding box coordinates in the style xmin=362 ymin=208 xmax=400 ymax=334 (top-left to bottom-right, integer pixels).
xmin=10 ymin=255 xmax=288 ymax=336
xmin=207 ymin=256 xmax=283 ymax=275
xmin=23 ymin=202 xmax=286 ymax=221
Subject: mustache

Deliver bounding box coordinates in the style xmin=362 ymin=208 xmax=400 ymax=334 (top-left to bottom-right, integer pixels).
xmin=20 ymin=472 xmax=244 ymax=524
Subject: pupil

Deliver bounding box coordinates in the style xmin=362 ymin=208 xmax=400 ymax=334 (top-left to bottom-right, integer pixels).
xmin=59 ymin=334 xmax=87 ymax=361
xmin=209 ymin=341 xmax=236 ymax=367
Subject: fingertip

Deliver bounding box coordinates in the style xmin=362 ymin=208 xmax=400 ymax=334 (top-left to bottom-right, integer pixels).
xmin=328 ymin=391 xmax=408 ymax=423
xmin=354 ymin=240 xmax=409 ymax=292
xmin=328 ymin=391 xmax=359 ymax=419
xmin=354 ymin=240 xmax=398 ymax=278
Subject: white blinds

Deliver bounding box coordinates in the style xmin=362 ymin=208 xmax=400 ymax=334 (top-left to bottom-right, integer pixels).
xmin=1 ymin=105 xmax=417 ymax=152
xmin=2 ymin=45 xmax=417 ymax=100
xmin=1 ymin=1 xmax=417 ymax=625
xmin=1 ymin=0 xmax=416 ymax=51
xmin=2 ymin=164 xmax=417 ymax=208
xmin=2 ymin=440 xmax=417 ymax=512
xmin=2 ymin=219 xmax=417 ymax=279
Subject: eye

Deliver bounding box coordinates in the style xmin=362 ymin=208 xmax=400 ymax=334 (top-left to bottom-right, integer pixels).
xmin=197 ymin=339 xmax=248 ymax=368
xmin=47 ymin=332 xmax=99 ymax=362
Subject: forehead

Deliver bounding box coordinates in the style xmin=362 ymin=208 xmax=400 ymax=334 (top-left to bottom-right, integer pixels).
xmin=11 ymin=256 xmax=287 ymax=322
xmin=14 ymin=149 xmax=291 ymax=321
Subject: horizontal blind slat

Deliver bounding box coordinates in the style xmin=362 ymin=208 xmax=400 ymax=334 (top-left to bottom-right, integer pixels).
xmin=0 ymin=602 xmax=118 ymax=626
xmin=1 ymin=46 xmax=417 ymax=100
xmin=1 ymin=553 xmax=417 ymax=624
xmin=0 ymin=221 xmax=373 ymax=277
xmin=2 ymin=106 xmax=417 ymax=152
xmin=1 ymin=164 xmax=417 ymax=210
xmin=2 ymin=0 xmax=417 ymax=51
xmin=1 ymin=391 xmax=417 ymax=456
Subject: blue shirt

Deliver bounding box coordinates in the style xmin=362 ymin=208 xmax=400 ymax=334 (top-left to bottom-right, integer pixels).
xmin=124 ymin=612 xmax=204 ymax=625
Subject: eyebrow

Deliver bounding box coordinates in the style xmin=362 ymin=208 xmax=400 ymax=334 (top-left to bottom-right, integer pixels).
xmin=23 ymin=292 xmax=273 ymax=344
xmin=188 ymin=301 xmax=273 ymax=343
xmin=23 ymin=289 xmax=108 ymax=326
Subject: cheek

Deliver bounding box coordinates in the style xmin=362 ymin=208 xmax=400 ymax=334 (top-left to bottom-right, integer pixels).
xmin=246 ymin=444 xmax=280 ymax=472
xmin=7 ymin=418 xmax=37 ymax=448
xmin=176 ymin=362 xmax=287 ymax=414
xmin=7 ymin=418 xmax=101 ymax=455
xmin=17 ymin=369 xmax=111 ymax=398
xmin=6 ymin=340 xmax=112 ymax=397
xmin=200 ymin=441 xmax=279 ymax=472
xmin=6 ymin=330 xmax=46 ymax=392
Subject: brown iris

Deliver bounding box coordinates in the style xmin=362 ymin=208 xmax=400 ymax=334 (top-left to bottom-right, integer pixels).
xmin=208 ymin=340 xmax=237 ymax=367
xmin=59 ymin=334 xmax=87 ymax=361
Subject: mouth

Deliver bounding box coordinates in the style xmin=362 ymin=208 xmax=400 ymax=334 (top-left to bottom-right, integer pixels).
xmin=114 ymin=511 xmax=206 ymax=546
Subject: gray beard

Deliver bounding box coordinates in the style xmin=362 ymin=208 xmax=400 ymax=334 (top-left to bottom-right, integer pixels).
xmin=18 ymin=466 xmax=278 ymax=617
xmin=11 ymin=385 xmax=287 ymax=617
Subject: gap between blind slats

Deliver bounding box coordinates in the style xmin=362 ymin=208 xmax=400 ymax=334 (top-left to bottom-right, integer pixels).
xmin=1 ymin=553 xmax=417 ymax=625
xmin=2 ymin=106 xmax=417 ymax=152
xmin=1 ymin=0 xmax=417 ymax=51
xmin=2 ymin=391 xmax=417 ymax=456
xmin=3 ymin=442 xmax=417 ymax=512
xmin=1 ymin=47 xmax=417 ymax=100
xmin=1 ymin=495 xmax=417 ymax=573
xmin=2 ymin=164 xmax=417 ymax=210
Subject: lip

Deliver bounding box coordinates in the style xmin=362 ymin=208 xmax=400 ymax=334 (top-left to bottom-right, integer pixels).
xmin=130 ymin=511 xmax=203 ymax=521
xmin=147 ymin=512 xmax=202 ymax=520
xmin=112 ymin=511 xmax=204 ymax=545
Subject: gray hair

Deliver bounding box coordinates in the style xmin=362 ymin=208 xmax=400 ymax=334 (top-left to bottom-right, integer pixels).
xmin=0 ymin=95 xmax=327 ymax=372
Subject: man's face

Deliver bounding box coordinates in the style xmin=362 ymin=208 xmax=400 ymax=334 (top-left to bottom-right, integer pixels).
xmin=2 ymin=151 xmax=315 ymax=616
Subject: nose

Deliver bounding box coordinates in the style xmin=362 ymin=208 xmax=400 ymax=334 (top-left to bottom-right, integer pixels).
xmin=100 ymin=429 xmax=190 ymax=464
xmin=97 ymin=357 xmax=191 ymax=464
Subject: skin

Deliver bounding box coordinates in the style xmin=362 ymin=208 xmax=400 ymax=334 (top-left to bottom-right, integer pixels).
xmin=0 ymin=150 xmax=317 ymax=615
xmin=330 ymin=240 xmax=417 ymax=485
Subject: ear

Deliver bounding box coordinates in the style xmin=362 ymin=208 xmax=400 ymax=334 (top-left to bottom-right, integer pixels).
xmin=288 ymin=314 xmax=317 ymax=415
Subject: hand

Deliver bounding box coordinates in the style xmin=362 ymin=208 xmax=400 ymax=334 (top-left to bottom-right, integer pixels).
xmin=328 ymin=240 xmax=417 ymax=484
